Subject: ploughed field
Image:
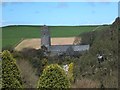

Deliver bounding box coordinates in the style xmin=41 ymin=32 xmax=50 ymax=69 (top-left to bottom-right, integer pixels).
xmin=2 ymin=25 xmax=109 ymax=49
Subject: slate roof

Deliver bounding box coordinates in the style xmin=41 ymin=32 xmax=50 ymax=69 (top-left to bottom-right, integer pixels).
xmin=48 ymin=45 xmax=89 ymax=53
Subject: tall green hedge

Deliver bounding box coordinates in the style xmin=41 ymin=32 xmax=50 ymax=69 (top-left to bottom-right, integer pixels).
xmin=37 ymin=64 xmax=70 ymax=89
xmin=2 ymin=50 xmax=23 ymax=88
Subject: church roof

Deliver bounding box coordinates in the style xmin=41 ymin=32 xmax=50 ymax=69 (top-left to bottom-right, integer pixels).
xmin=48 ymin=45 xmax=89 ymax=52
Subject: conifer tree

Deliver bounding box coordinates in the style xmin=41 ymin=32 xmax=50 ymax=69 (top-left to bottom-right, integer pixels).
xmin=37 ymin=64 xmax=70 ymax=89
xmin=2 ymin=50 xmax=23 ymax=88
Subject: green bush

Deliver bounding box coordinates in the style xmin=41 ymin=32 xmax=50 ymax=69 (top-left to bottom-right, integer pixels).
xmin=68 ymin=63 xmax=74 ymax=83
xmin=2 ymin=50 xmax=23 ymax=88
xmin=37 ymin=64 xmax=70 ymax=89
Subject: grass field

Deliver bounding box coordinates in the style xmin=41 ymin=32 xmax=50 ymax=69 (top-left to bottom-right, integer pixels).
xmin=2 ymin=25 xmax=109 ymax=49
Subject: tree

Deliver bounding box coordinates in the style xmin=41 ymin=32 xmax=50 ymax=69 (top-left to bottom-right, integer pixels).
xmin=68 ymin=63 xmax=74 ymax=83
xmin=2 ymin=50 xmax=23 ymax=88
xmin=37 ymin=64 xmax=70 ymax=89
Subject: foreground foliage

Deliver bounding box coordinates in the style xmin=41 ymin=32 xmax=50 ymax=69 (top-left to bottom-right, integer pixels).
xmin=37 ymin=64 xmax=70 ymax=89
xmin=68 ymin=63 xmax=74 ymax=83
xmin=2 ymin=50 xmax=23 ymax=88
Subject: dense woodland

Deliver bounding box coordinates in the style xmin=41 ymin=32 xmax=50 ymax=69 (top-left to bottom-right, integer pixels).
xmin=1 ymin=17 xmax=120 ymax=88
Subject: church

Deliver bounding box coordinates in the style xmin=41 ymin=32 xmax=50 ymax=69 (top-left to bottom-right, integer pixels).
xmin=41 ymin=25 xmax=90 ymax=56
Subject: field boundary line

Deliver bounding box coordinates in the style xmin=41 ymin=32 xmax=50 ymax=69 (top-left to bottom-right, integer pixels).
xmin=92 ymin=26 xmax=101 ymax=31
xmin=13 ymin=38 xmax=25 ymax=50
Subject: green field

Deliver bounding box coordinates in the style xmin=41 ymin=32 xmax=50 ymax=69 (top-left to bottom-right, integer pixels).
xmin=2 ymin=25 xmax=109 ymax=49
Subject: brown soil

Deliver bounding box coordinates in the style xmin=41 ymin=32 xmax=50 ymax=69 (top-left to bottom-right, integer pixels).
xmin=15 ymin=37 xmax=78 ymax=51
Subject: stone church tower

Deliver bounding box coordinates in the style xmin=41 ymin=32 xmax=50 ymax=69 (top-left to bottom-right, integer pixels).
xmin=41 ymin=25 xmax=51 ymax=48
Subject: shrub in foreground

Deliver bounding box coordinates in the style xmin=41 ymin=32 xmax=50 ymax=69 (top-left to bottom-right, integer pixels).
xmin=2 ymin=50 xmax=23 ymax=88
xmin=68 ymin=62 xmax=74 ymax=83
xmin=37 ymin=64 xmax=70 ymax=89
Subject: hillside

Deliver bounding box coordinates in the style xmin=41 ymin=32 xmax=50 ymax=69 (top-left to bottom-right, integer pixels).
xmin=72 ymin=17 xmax=119 ymax=88
xmin=2 ymin=25 xmax=109 ymax=50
